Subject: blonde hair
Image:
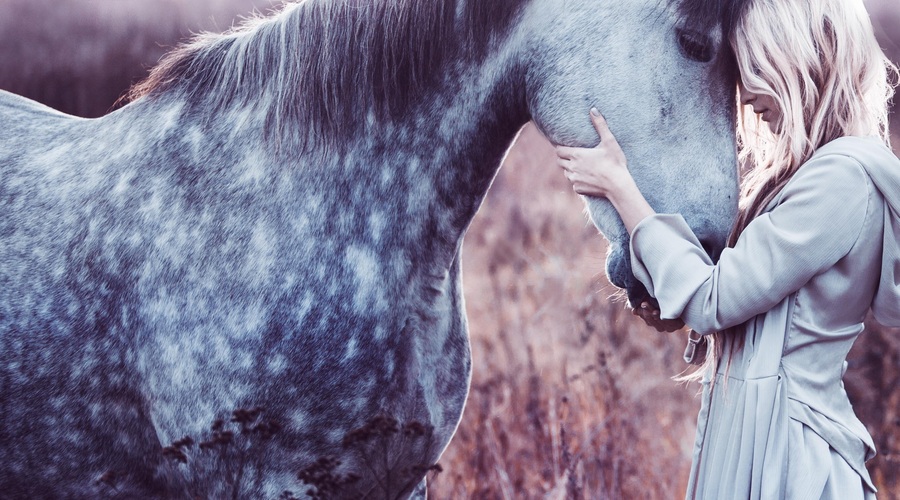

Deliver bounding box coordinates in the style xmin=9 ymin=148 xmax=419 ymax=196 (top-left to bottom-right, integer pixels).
xmin=693 ymin=0 xmax=898 ymax=379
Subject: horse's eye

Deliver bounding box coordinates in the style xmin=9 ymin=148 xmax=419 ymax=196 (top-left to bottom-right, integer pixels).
xmin=677 ymin=29 xmax=714 ymax=63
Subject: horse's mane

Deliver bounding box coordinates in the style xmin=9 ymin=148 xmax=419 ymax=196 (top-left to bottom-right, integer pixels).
xmin=129 ymin=0 xmax=526 ymax=149
xmin=129 ymin=0 xmax=749 ymax=149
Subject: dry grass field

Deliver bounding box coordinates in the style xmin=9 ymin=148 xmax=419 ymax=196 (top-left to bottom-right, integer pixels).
xmin=1 ymin=0 xmax=898 ymax=497
xmin=429 ymin=127 xmax=703 ymax=498
xmin=434 ymin=125 xmax=900 ymax=498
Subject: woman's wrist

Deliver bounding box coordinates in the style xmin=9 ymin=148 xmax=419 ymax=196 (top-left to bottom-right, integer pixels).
xmin=607 ymin=176 xmax=655 ymax=234
xmin=605 ymin=172 xmax=639 ymax=209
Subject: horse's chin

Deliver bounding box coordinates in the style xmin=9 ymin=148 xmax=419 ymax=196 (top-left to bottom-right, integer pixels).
xmin=605 ymin=243 xmax=653 ymax=309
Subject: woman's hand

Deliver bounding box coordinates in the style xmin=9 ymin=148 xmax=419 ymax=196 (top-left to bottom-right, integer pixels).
xmin=555 ymin=108 xmax=656 ymax=235
xmin=555 ymin=108 xmax=632 ymax=199
xmin=633 ymin=301 xmax=686 ymax=333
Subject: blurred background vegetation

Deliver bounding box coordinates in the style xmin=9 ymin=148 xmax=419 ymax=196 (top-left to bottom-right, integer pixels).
xmin=0 ymin=0 xmax=897 ymax=497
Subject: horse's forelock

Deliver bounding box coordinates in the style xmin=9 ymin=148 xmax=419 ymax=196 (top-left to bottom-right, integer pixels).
xmin=672 ymin=0 xmax=751 ymax=40
xmin=129 ymin=0 xmax=528 ymax=151
xmin=669 ymin=0 xmax=751 ymax=87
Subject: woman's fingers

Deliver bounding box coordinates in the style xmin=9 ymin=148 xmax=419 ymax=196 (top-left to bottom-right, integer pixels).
xmin=589 ymin=108 xmax=617 ymax=146
xmin=556 ymin=108 xmax=618 ymax=152
xmin=633 ymin=307 xmax=685 ymax=332
xmin=555 ymin=146 xmax=577 ymax=160
xmin=640 ymin=301 xmax=660 ymax=315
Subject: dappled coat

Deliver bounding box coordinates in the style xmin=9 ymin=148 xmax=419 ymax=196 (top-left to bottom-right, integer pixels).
xmin=629 ymin=136 xmax=900 ymax=499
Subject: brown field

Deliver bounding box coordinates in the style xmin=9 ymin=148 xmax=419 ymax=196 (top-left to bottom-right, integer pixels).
xmin=1 ymin=0 xmax=898 ymax=497
xmin=436 ymin=125 xmax=900 ymax=498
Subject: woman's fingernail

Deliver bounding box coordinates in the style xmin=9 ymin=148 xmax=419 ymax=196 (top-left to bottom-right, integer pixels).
xmin=590 ymin=107 xmax=600 ymax=116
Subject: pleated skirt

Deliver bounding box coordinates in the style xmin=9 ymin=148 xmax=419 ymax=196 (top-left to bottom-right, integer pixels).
xmin=685 ymin=373 xmax=875 ymax=500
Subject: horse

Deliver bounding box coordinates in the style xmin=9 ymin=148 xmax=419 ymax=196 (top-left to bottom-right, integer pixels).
xmin=0 ymin=0 xmax=742 ymax=497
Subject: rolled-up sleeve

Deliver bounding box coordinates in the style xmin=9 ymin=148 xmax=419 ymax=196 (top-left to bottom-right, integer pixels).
xmin=630 ymin=154 xmax=870 ymax=334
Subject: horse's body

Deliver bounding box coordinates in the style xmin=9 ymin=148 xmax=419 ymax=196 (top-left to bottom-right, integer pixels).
xmin=0 ymin=0 xmax=741 ymax=497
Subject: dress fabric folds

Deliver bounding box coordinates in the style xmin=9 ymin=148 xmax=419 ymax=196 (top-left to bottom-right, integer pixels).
xmin=685 ymin=309 xmax=874 ymax=500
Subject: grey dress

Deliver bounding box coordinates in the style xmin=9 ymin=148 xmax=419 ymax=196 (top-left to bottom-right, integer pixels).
xmin=629 ymin=136 xmax=900 ymax=499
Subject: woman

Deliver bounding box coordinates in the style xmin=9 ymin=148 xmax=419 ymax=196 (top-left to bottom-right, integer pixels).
xmin=556 ymin=0 xmax=899 ymax=498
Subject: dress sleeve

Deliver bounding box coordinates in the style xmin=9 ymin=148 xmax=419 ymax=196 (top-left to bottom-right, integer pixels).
xmin=629 ymin=154 xmax=871 ymax=334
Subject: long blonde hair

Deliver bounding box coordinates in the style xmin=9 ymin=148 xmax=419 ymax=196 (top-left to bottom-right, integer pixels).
xmin=692 ymin=0 xmax=898 ymax=379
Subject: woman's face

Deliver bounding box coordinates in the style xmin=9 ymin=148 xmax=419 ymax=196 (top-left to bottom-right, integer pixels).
xmin=738 ymin=82 xmax=782 ymax=130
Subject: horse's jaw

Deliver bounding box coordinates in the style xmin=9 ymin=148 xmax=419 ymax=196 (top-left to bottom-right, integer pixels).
xmin=578 ymin=195 xmax=652 ymax=307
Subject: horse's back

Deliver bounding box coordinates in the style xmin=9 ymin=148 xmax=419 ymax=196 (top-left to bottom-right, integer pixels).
xmin=0 ymin=90 xmax=83 ymax=172
xmin=0 ymin=89 xmax=78 ymax=127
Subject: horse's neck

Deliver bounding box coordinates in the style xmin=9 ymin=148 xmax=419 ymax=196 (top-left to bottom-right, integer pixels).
xmin=362 ymin=50 xmax=528 ymax=268
xmin=117 ymin=8 xmax=531 ymax=273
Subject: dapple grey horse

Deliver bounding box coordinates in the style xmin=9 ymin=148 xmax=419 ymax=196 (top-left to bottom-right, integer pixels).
xmin=0 ymin=0 xmax=742 ymax=497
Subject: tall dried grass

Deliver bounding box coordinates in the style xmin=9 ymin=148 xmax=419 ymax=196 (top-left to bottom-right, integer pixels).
xmin=428 ymin=126 xmax=701 ymax=498
xmin=434 ymin=126 xmax=900 ymax=497
xmin=0 ymin=0 xmax=898 ymax=496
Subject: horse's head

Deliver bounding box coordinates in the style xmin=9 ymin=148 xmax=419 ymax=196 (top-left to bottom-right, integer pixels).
xmin=523 ymin=0 xmax=742 ymax=306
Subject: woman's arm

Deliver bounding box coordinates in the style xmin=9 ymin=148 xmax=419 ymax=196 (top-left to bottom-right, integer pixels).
xmin=557 ymin=109 xmax=870 ymax=335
